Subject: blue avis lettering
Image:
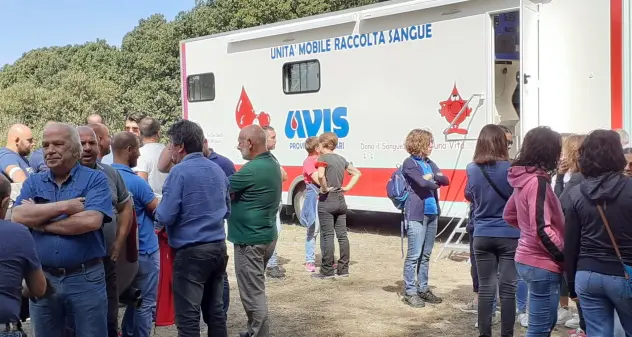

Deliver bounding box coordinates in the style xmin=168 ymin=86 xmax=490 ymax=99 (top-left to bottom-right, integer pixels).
xmin=284 ymin=107 xmax=349 ymax=139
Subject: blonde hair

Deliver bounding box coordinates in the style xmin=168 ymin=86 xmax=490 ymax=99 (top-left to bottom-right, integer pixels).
xmin=304 ymin=136 xmax=319 ymax=154
xmin=563 ymin=134 xmax=586 ymax=173
xmin=405 ymin=129 xmax=434 ymax=157
xmin=319 ymin=132 xmax=338 ymax=151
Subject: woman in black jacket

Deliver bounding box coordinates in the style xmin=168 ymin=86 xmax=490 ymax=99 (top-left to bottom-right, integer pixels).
xmin=561 ymin=130 xmax=632 ymax=336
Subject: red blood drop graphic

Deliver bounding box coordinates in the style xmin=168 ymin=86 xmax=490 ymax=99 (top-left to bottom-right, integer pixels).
xmin=291 ymin=115 xmax=298 ymax=130
xmin=257 ymin=112 xmax=271 ymax=128
xmin=235 ymin=86 xmax=257 ymax=129
xmin=438 ymin=82 xmax=472 ymax=135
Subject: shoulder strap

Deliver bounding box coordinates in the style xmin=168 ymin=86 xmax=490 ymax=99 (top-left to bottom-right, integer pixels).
xmin=596 ymin=204 xmax=624 ymax=263
xmin=476 ymin=164 xmax=509 ymax=201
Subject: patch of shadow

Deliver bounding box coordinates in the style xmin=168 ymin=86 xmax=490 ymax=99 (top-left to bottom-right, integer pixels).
xmin=382 ymin=280 xmax=404 ymax=293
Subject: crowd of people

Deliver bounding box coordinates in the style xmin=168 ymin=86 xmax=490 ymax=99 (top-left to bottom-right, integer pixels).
xmin=437 ymin=125 xmax=631 ymax=337
xmin=1 ymin=112 xmax=631 ymax=337
xmin=0 ymin=113 xmax=360 ymax=337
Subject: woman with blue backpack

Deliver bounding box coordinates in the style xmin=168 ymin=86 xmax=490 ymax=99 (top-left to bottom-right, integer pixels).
xmin=400 ymin=128 xmax=449 ymax=308
xmin=465 ymin=124 xmax=519 ymax=337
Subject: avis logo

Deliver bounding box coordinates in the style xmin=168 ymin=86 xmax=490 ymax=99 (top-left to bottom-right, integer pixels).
xmin=439 ymin=83 xmax=472 ymax=135
xmin=235 ymin=86 xmax=271 ymax=129
xmin=284 ymin=107 xmax=350 ymax=139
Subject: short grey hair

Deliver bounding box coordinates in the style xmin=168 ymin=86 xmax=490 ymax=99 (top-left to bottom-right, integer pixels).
xmin=615 ymin=128 xmax=629 ymax=146
xmin=45 ymin=123 xmax=83 ymax=159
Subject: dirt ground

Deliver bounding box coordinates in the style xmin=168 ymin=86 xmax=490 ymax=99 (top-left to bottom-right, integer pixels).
xmin=24 ymin=213 xmax=572 ymax=337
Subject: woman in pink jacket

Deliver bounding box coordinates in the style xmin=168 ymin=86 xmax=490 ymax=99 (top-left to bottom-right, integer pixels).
xmin=503 ymin=126 xmax=565 ymax=337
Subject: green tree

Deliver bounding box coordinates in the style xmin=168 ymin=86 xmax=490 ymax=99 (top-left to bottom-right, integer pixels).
xmin=0 ymin=0 xmax=378 ymax=146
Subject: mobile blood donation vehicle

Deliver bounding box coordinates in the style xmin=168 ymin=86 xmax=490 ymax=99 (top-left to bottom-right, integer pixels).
xmin=179 ymin=0 xmax=626 ymax=220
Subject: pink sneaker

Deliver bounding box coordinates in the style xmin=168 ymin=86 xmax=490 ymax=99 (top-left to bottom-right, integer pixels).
xmin=305 ymin=262 xmax=316 ymax=272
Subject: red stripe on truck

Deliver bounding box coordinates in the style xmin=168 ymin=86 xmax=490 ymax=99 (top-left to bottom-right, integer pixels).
xmin=234 ymin=165 xmax=467 ymax=202
xmin=611 ymin=0 xmax=623 ymax=129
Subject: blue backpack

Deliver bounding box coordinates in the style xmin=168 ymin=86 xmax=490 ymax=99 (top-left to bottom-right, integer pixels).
xmin=386 ymin=160 xmax=419 ymax=210
xmin=386 ymin=166 xmax=409 ymax=210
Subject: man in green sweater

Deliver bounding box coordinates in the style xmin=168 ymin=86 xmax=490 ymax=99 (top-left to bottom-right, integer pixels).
xmin=228 ymin=124 xmax=281 ymax=337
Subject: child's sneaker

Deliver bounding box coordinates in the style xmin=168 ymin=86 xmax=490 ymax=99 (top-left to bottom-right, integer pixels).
xmin=568 ymin=328 xmax=586 ymax=337
xmin=518 ymin=312 xmax=529 ymax=328
xmin=565 ymin=314 xmax=580 ymax=329
xmin=304 ymin=262 xmax=316 ymax=272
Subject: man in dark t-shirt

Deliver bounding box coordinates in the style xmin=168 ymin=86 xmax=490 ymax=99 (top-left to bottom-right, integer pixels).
xmin=0 ymin=175 xmax=47 ymax=327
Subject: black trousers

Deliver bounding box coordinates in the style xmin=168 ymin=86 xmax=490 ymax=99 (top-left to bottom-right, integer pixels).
xmin=173 ymin=241 xmax=228 ymax=337
xmin=318 ymin=192 xmax=349 ymax=276
xmin=474 ymin=236 xmax=518 ymax=337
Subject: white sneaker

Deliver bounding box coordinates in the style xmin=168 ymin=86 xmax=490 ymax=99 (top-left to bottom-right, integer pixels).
xmin=518 ymin=313 xmax=528 ymax=328
xmin=565 ymin=314 xmax=580 ymax=329
xmin=556 ymin=307 xmax=573 ymax=325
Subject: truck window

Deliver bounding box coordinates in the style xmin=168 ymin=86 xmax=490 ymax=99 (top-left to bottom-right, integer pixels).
xmin=283 ymin=60 xmax=320 ymax=94
xmin=187 ymin=73 xmax=215 ymax=102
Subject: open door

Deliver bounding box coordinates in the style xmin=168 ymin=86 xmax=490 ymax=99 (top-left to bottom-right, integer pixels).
xmin=519 ymin=0 xmax=540 ymax=142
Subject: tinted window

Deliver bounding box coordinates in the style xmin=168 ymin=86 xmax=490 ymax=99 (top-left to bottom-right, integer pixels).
xmin=187 ymin=73 xmax=215 ymax=102
xmin=283 ymin=60 xmax=320 ymax=94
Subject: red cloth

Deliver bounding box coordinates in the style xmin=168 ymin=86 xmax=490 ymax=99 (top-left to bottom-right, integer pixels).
xmin=155 ymin=229 xmax=175 ymax=326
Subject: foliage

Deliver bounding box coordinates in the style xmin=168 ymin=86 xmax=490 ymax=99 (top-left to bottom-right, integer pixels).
xmin=0 ymin=0 xmax=378 ymax=147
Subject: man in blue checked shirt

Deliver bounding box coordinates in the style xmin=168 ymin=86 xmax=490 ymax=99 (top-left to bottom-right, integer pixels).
xmin=11 ymin=123 xmax=112 ymax=337
xmin=111 ymin=131 xmax=159 ymax=337
xmin=155 ymin=120 xmax=230 ymax=337
xmin=157 ymin=135 xmax=235 ymax=321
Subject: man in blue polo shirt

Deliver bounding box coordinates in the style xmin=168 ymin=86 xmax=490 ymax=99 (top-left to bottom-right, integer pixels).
xmin=204 ymin=141 xmax=236 ymax=177
xmin=0 ymin=123 xmax=35 ymax=183
xmin=0 ymin=174 xmax=48 ymax=333
xmin=155 ymin=120 xmax=230 ymax=337
xmin=10 ymin=123 xmax=112 ymax=337
xmin=111 ymin=131 xmax=159 ymax=337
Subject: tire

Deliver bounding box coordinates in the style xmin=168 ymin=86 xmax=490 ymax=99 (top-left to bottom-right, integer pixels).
xmin=292 ymin=183 xmax=306 ymax=225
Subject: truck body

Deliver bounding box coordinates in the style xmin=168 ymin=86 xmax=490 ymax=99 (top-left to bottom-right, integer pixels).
xmin=180 ymin=0 xmax=624 ymax=219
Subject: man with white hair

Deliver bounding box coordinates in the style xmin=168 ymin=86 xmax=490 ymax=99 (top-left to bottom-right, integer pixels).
xmin=615 ymin=128 xmax=630 ymax=148
xmin=11 ymin=123 xmax=113 ymax=337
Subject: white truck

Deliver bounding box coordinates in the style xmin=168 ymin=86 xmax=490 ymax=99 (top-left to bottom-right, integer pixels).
xmin=180 ymin=0 xmax=625 ymax=219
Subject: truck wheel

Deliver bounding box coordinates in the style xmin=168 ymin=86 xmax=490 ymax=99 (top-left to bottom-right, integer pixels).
xmin=292 ymin=183 xmax=306 ymax=225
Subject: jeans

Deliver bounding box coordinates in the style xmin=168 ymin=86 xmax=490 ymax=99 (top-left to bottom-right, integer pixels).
xmin=266 ymin=212 xmax=282 ymax=268
xmin=403 ymin=214 xmax=438 ymax=295
xmin=122 ymin=251 xmax=160 ymax=337
xmin=173 ymin=242 xmax=228 ymax=337
xmin=305 ymin=212 xmax=319 ymax=263
xmin=235 ymin=241 xmax=277 ymax=337
xmin=30 ymin=262 xmax=108 ymax=337
xmin=575 ymin=270 xmax=632 ymax=336
xmin=474 ymin=237 xmax=518 ymax=337
xmin=516 ymin=276 xmax=528 ymax=314
xmin=516 ymin=262 xmax=561 ymax=337
xmin=223 ymin=272 xmax=229 ymax=319
xmin=101 ymin=258 xmax=119 ymax=337
xmin=318 ymin=192 xmax=349 ymax=276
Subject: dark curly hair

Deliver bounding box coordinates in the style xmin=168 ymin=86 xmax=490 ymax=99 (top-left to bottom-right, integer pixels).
xmin=579 ymin=129 xmax=626 ymax=177
xmin=512 ymin=126 xmax=561 ymax=173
